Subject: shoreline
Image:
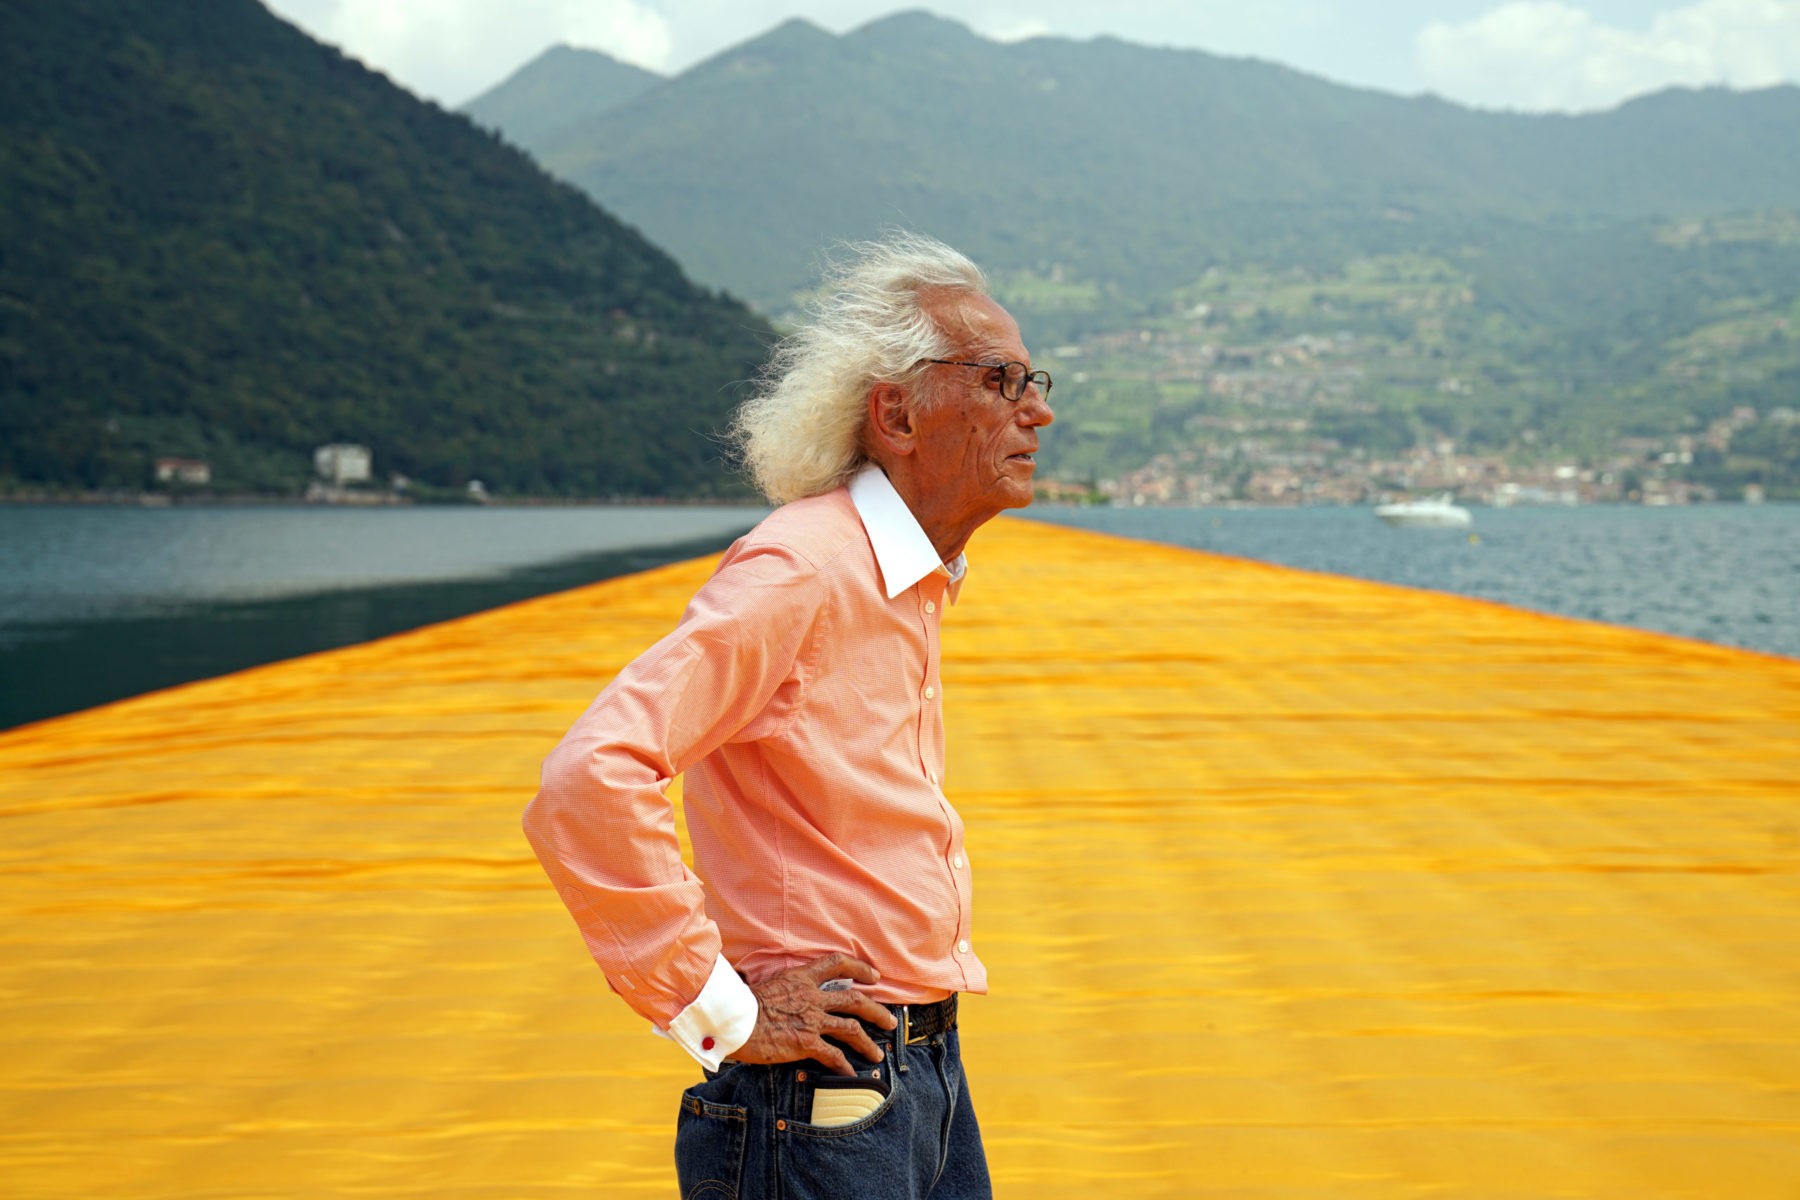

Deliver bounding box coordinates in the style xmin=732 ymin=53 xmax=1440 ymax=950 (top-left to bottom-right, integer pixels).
xmin=4 ymin=485 xmax=1789 ymax=511
xmin=0 ymin=489 xmax=768 ymax=508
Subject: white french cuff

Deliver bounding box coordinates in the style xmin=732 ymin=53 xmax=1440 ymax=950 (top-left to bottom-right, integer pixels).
xmin=658 ymin=953 xmax=759 ymax=1071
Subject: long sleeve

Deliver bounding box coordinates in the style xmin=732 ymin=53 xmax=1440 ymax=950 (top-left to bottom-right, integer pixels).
xmin=521 ymin=542 xmax=825 ymax=1029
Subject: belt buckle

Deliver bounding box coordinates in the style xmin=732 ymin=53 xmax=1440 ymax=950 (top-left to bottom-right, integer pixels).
xmin=902 ymin=1005 xmax=924 ymax=1046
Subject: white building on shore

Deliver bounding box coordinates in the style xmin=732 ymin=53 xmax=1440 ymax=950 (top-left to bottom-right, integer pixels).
xmin=313 ymin=444 xmax=372 ymax=486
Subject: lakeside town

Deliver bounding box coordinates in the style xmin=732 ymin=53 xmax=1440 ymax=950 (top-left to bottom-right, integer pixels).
xmin=1062 ymin=402 xmax=1794 ymax=508
xmin=1026 ymin=278 xmax=1800 ymax=508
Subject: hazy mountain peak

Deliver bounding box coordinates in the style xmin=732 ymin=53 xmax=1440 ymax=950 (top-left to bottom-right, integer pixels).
xmin=848 ymin=9 xmax=977 ymax=44
xmin=751 ymin=15 xmax=836 ymax=48
xmin=681 ymin=14 xmax=836 ymax=77
xmin=461 ymin=41 xmax=662 ymax=140
xmin=474 ymin=42 xmax=664 ymax=94
xmin=547 ymin=43 xmax=648 ymax=70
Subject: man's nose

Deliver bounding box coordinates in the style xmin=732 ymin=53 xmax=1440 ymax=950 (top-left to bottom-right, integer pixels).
xmin=1019 ymin=384 xmax=1054 ymax=426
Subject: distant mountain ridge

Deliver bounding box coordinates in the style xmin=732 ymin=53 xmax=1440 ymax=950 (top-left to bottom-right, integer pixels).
xmin=467 ymin=10 xmax=1800 ymax=311
xmin=461 ymin=9 xmax=1800 ymax=497
xmin=0 ymin=0 xmax=771 ymax=497
xmin=463 ymin=45 xmax=663 ymax=152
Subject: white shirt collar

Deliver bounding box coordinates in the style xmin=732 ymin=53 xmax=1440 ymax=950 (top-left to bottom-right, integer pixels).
xmin=848 ymin=463 xmax=966 ymax=600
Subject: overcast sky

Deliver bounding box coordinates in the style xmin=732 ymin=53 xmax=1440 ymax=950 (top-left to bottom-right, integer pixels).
xmin=260 ymin=0 xmax=1800 ymax=114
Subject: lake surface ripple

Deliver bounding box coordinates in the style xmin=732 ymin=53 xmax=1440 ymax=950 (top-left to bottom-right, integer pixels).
xmin=1025 ymin=503 xmax=1799 ymax=661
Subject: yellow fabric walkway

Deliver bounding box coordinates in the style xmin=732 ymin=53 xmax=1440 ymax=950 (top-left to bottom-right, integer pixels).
xmin=2 ymin=517 xmax=1797 ymax=1199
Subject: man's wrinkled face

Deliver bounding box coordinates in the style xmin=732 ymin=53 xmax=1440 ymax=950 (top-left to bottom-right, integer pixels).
xmin=910 ymin=289 xmax=1054 ymax=526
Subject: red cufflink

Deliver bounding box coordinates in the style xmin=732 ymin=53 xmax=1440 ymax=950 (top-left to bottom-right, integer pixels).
xmin=701 ymin=1036 xmax=715 ymax=1051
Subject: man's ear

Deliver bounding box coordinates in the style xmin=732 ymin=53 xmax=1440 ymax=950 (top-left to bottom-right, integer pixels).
xmin=866 ymin=381 xmax=917 ymax=457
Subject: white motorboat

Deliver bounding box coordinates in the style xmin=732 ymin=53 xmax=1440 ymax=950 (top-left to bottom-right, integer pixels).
xmin=1375 ymin=493 xmax=1472 ymax=529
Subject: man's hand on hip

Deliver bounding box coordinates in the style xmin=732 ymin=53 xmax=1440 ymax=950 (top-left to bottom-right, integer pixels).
xmin=734 ymin=953 xmax=899 ymax=1076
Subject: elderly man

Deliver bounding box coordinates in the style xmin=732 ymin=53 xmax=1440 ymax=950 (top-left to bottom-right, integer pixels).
xmin=522 ymin=233 xmax=1053 ymax=1200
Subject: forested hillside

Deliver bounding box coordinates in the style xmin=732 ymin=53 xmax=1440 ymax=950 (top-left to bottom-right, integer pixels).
xmin=0 ymin=0 xmax=772 ymax=497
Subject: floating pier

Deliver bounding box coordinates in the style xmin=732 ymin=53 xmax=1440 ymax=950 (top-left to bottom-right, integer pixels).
xmin=2 ymin=517 xmax=1796 ymax=1197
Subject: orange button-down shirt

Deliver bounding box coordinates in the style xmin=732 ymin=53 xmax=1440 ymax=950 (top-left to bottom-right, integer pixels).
xmin=523 ymin=466 xmax=987 ymax=1043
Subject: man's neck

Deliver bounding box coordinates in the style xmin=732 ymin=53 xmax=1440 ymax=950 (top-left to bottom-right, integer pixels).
xmin=873 ymin=459 xmax=981 ymax=563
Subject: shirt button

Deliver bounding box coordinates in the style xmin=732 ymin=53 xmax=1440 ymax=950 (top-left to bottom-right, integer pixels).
xmin=925 ymin=600 xmax=936 ymax=614
xmin=953 ymin=854 xmax=964 ymax=869
xmin=924 ymin=685 xmax=935 ymax=699
xmin=956 ymin=940 xmax=971 ymax=955
xmin=929 ymin=771 xmax=939 ymax=786
xmin=701 ymin=1036 xmax=715 ymax=1051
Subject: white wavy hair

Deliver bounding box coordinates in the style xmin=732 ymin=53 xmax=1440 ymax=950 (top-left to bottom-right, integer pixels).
xmin=731 ymin=232 xmax=988 ymax=504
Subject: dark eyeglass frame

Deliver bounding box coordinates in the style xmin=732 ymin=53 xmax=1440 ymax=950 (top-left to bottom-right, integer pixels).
xmin=919 ymin=359 xmax=1053 ymax=403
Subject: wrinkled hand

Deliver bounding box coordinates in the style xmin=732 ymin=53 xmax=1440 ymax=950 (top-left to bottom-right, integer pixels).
xmin=733 ymin=953 xmax=899 ymax=1076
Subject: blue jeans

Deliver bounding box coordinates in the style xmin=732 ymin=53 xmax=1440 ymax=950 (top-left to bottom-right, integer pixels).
xmin=674 ymin=1015 xmax=990 ymax=1200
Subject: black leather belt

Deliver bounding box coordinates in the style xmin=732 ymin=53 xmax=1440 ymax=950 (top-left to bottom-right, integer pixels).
xmin=894 ymin=994 xmax=958 ymax=1045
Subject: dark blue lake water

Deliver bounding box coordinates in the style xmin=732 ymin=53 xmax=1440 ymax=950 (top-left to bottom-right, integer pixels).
xmin=2 ymin=502 xmax=1792 ymax=730
xmin=0 ymin=505 xmax=763 ymax=729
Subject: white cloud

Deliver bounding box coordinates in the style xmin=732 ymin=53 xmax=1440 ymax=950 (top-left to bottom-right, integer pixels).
xmin=978 ymin=18 xmax=1055 ymax=43
xmin=1417 ymin=0 xmax=1800 ymax=111
xmin=269 ymin=0 xmax=674 ymax=105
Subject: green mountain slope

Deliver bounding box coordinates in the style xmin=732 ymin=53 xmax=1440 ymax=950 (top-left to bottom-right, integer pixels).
xmin=0 ymin=0 xmax=771 ymax=497
xmin=476 ymin=10 xmax=1800 ymax=497
xmin=502 ymin=11 xmax=1800 ymax=312
xmin=463 ymin=45 xmax=664 ymax=152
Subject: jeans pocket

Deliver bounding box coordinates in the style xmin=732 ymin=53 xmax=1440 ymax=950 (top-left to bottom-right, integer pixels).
xmin=783 ymin=1049 xmax=894 ymax=1129
xmin=675 ymin=1085 xmax=748 ymax=1200
xmin=779 ymin=1066 xmax=918 ymax=1200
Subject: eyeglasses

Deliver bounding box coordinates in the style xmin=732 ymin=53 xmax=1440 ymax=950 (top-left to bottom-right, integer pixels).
xmin=920 ymin=359 xmax=1052 ymax=403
